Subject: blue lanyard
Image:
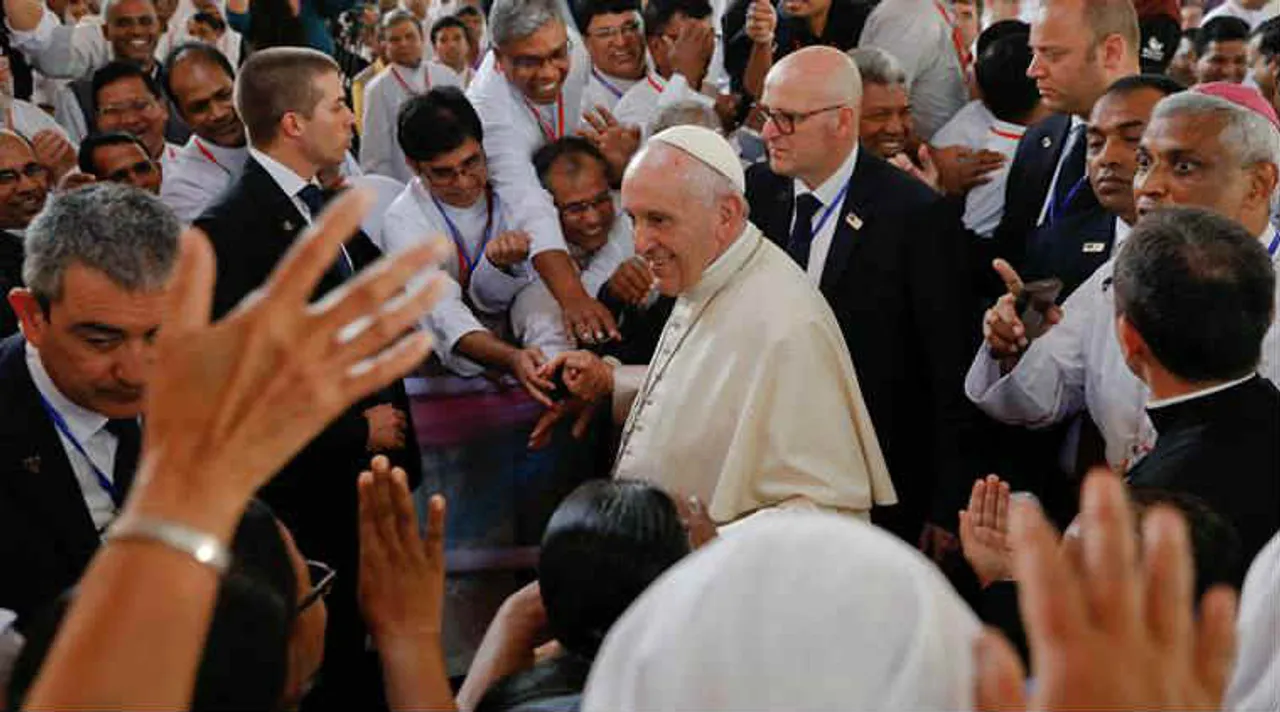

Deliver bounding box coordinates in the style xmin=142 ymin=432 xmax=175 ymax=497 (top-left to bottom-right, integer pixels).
xmin=1268 ymin=229 xmax=1279 ymax=259
xmin=1046 ymin=175 xmax=1088 ymax=226
xmin=591 ymin=69 xmax=626 ymax=100
xmin=429 ymin=188 xmax=498 ymax=284
xmin=809 ymin=175 xmax=854 ymax=238
xmin=36 ymin=394 xmax=123 ymax=508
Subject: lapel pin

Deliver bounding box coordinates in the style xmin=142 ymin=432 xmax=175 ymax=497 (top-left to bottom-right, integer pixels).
xmin=22 ymin=455 xmax=40 ymax=474
xmin=283 ymin=220 xmax=295 ymax=232
xmin=846 ymin=213 xmax=863 ymax=231
xmin=1082 ymin=242 xmax=1106 ymax=253
xmin=1041 ymin=136 xmax=1052 ymax=149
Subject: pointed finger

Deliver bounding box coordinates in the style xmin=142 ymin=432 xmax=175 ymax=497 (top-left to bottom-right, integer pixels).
xmin=992 ymin=259 xmax=1023 ymax=296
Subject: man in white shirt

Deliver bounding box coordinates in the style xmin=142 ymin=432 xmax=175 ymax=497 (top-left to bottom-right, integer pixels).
xmin=968 ymin=89 xmax=1280 ymax=472
xmin=613 ymin=0 xmax=716 ymax=134
xmin=467 ymin=0 xmax=623 ymax=347
xmin=858 ymin=0 xmax=968 ymax=141
xmin=0 ymin=183 xmax=178 ymax=622
xmin=77 ymin=131 xmax=162 ymax=193
xmin=360 ymin=10 xmax=461 ymax=183
xmin=577 ymin=0 xmax=647 ymax=114
xmin=535 ymin=125 xmax=897 ymax=524
xmin=1194 ymin=15 xmax=1252 ymax=83
xmin=86 ymin=62 xmax=178 ymax=168
xmin=1204 ymin=0 xmax=1278 ymax=30
xmin=430 ymin=15 xmax=475 ymax=86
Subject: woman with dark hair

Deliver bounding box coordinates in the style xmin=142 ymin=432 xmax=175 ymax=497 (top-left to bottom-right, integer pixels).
xmin=459 ymin=479 xmax=693 ymax=712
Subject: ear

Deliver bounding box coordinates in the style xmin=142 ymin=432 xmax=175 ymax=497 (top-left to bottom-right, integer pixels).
xmin=1246 ymin=161 xmax=1279 ymax=211
xmin=279 ymin=111 xmax=303 ymax=140
xmin=1114 ymin=313 xmax=1149 ymax=377
xmin=7 ymin=288 xmax=49 ymax=347
xmin=1101 ymin=33 xmax=1128 ymax=73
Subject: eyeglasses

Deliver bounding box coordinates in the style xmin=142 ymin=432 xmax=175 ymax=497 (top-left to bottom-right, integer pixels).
xmin=586 ymin=19 xmax=641 ymax=41
xmin=0 ymin=162 xmax=49 ymax=186
xmin=106 ymin=160 xmax=157 ymax=184
xmin=757 ymin=104 xmax=848 ymax=136
xmin=506 ymin=38 xmax=573 ymax=72
xmin=298 ymin=559 xmax=336 ymax=612
xmin=558 ymin=189 xmax=612 ymax=219
xmin=97 ymin=97 xmax=159 ymax=120
xmin=422 ymin=152 xmax=486 ymax=186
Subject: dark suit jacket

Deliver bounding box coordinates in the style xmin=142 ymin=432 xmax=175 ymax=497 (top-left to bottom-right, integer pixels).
xmin=193 ymin=158 xmax=422 ymax=645
xmin=1 ymin=231 xmax=22 ymax=338
xmin=746 ymin=152 xmax=983 ymax=539
xmin=0 ymin=335 xmax=101 ymax=622
xmin=723 ymin=0 xmax=871 ymax=96
xmin=1022 ymin=203 xmax=1117 ymax=301
xmin=1126 ymin=376 xmax=1280 ymax=582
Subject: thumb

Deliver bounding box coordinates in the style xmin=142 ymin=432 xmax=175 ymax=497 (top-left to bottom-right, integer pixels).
xmin=918 ymin=143 xmax=935 ymax=171
xmin=992 ymin=258 xmax=1024 ymax=296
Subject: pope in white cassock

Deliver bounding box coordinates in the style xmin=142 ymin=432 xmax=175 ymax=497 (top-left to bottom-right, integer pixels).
xmin=534 ymin=125 xmax=897 ymax=524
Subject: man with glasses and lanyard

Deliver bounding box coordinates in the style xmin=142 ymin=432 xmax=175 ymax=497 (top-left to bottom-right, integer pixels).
xmin=577 ymin=0 xmax=647 ymax=114
xmin=745 ymin=47 xmax=981 ymax=555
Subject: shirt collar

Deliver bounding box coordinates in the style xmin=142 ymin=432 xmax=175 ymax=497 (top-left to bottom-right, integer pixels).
xmin=683 ymin=223 xmax=762 ymax=305
xmin=1114 ymin=217 xmax=1133 ymax=248
xmin=1262 ymin=223 xmax=1279 ymax=263
xmin=248 ymin=146 xmax=314 ymax=199
xmin=1146 ymin=373 xmax=1256 ymax=410
xmin=793 ymin=145 xmax=859 ymax=207
xmin=190 ymin=135 xmax=247 ymax=163
xmin=25 ymin=341 xmax=108 ymax=443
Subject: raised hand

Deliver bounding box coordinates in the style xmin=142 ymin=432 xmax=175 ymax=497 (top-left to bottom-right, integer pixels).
xmin=974 ymin=469 xmax=1239 ymax=711
xmin=667 ymin=22 xmax=715 ymax=91
xmin=364 ymin=402 xmax=408 ymax=452
xmin=959 ymin=475 xmax=1014 ymax=587
xmin=580 ymin=106 xmax=641 ymax=183
xmin=744 ymin=0 xmax=777 ymax=46
xmin=484 ymin=230 xmax=532 ymax=270
xmin=605 ymin=256 xmax=653 ymax=307
xmin=932 ymin=145 xmax=1006 ymax=196
xmin=31 ymin=129 xmax=77 ymax=181
xmin=509 ymin=346 xmax=555 ymax=407
xmin=537 ymin=350 xmax=614 ymax=403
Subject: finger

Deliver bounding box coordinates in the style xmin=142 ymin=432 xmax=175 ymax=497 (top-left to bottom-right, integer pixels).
xmin=1010 ymin=495 xmax=1087 ymax=649
xmin=981 ymin=476 xmax=999 ymax=524
xmin=270 ymin=188 xmax=376 ymax=306
xmin=1194 ymin=586 xmax=1238 ymax=701
xmin=371 ymin=453 xmax=392 ymax=475
xmin=582 ymin=110 xmax=607 ymax=134
xmin=536 ymin=352 xmax=572 ymax=379
xmin=571 ymin=401 xmax=595 ymax=439
xmin=1080 ymin=468 xmax=1142 ymax=635
xmin=973 ymin=628 xmax=1029 ymax=712
xmin=995 ymin=480 xmax=1010 ymax=535
xmin=371 ymin=459 xmax=404 ymax=558
xmin=521 ymin=375 xmax=556 ymax=408
xmin=344 ymin=329 xmax=435 ymax=401
xmin=967 ymin=478 xmax=984 ymax=513
xmin=161 ymin=229 xmax=218 ymax=338
xmin=388 ymin=465 xmax=420 ymax=553
xmin=992 ymin=259 xmax=1023 ymax=296
xmin=357 ymin=470 xmax=387 ymax=567
xmin=527 ymin=407 xmax=564 ymax=449
xmin=595 ymin=105 xmax=619 ymax=127
xmin=325 ymin=266 xmax=448 ymax=368
xmin=424 ymin=493 xmax=447 ymax=563
xmin=1142 ymin=505 xmax=1195 ymax=651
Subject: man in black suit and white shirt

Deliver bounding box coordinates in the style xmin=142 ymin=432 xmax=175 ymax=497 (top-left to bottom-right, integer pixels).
xmin=0 ymin=184 xmax=178 ymax=623
xmin=745 ymin=46 xmax=979 ymax=550
xmin=193 ymin=47 xmax=420 ymax=703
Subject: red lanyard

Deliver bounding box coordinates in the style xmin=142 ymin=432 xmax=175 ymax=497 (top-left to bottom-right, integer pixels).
xmin=524 ymin=94 xmax=564 ymax=142
xmin=645 ymin=72 xmax=666 ymax=94
xmin=194 ymin=138 xmax=232 ymax=175
xmin=934 ymin=1 xmax=972 ymax=72
xmin=391 ymin=65 xmax=430 ymax=95
xmin=989 ymin=125 xmax=1023 ymax=141
xmin=429 ymin=184 xmax=497 ymax=288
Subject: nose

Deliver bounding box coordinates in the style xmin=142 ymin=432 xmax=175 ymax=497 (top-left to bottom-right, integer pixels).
xmin=112 ymin=339 xmax=154 ymax=390
xmin=1133 ymin=161 xmax=1166 ymax=202
xmin=761 ymin=116 xmax=781 ymax=141
xmin=633 ymin=224 xmax=653 ymax=254
xmin=1026 ymin=53 xmax=1044 ymax=79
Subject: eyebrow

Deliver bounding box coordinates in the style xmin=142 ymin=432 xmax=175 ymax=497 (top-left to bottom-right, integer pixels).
xmin=71 ymin=323 xmax=127 ymax=338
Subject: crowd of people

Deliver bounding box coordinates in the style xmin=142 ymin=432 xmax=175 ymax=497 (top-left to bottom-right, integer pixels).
xmin=0 ymin=0 xmax=1278 ymax=709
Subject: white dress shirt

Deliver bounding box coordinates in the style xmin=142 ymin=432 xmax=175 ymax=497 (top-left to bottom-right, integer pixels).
xmin=1203 ymin=0 xmax=1278 ymax=30
xmin=249 ymin=146 xmax=319 ymax=221
xmin=466 ymin=43 xmax=590 ymax=257
xmin=612 ymin=72 xmax=713 ymax=136
xmin=359 ymin=61 xmax=463 ymax=183
xmin=25 ymin=343 xmax=124 ymax=533
xmin=5 ymin=99 xmax=72 ymax=145
xmin=382 ymin=178 xmax=519 ymax=376
xmin=859 ymin=0 xmax=969 ymax=140
xmin=611 ymin=223 xmax=897 ymax=523
xmin=581 ymin=67 xmax=643 ymax=114
xmin=932 ymin=99 xmax=1023 ymax=238
xmin=1225 ymin=531 xmax=1280 ymax=712
xmin=1036 ymin=115 xmax=1087 ymax=227
xmin=965 ymin=222 xmax=1280 ymax=470
xmin=789 ymin=145 xmax=858 ymax=285
xmin=160 ymin=137 xmax=247 ymax=224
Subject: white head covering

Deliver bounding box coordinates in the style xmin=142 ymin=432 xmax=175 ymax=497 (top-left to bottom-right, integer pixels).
xmin=582 ymin=511 xmax=981 ymax=712
xmin=648 ymin=125 xmax=746 ymax=194
xmin=1226 ymin=532 xmax=1280 ymax=711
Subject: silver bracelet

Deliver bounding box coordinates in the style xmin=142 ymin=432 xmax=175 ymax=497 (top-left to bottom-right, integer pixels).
xmin=105 ymin=517 xmax=232 ymax=575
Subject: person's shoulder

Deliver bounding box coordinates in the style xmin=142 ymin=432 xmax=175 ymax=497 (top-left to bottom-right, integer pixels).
xmin=933 ymin=100 xmax=988 ymax=147
xmin=0 ymin=335 xmax=31 ymax=394
xmin=744 ymin=160 xmax=788 ymax=195
xmin=858 ymin=151 xmax=944 ymax=209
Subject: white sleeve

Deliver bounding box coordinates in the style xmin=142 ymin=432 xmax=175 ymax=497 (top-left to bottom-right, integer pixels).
xmin=7 ymin=9 xmax=108 ymax=79
xmin=578 ymin=219 xmax=634 ymax=298
xmin=52 ymin=84 xmax=88 ymax=144
xmin=509 ymin=280 xmax=574 ymax=359
xmin=358 ymin=80 xmax=396 ymax=178
xmin=858 ymin=9 xmax=926 ymax=86
xmin=468 ymin=253 xmax=534 ymax=313
xmin=963 ymin=278 xmax=1096 ymax=428
xmin=479 ymin=112 xmax=569 ymax=257
xmin=18 ymin=103 xmax=72 ymax=144
xmin=159 ymin=160 xmax=214 ymax=224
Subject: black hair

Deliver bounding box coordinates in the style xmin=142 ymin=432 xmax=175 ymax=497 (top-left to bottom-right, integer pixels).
xmin=532 ymin=136 xmax=609 ymax=191
xmin=91 ymin=60 xmax=164 ymax=110
xmin=1193 ymin=15 xmax=1250 ymax=56
xmin=572 ymin=0 xmax=639 ymax=35
xmin=1102 ymin=72 xmax=1185 ymax=98
xmin=161 ymin=41 xmax=236 ymax=111
xmin=642 ymin=0 xmax=711 ymax=39
xmin=7 ymin=500 xmax=299 ymax=711
xmin=430 ymin=15 xmax=470 ymax=45
xmin=538 ymin=480 xmax=690 ymax=658
xmin=455 ymin=4 xmax=483 ymax=19
xmin=190 ymin=10 xmax=226 ymax=31
xmin=77 ymin=131 xmax=152 ymax=175
xmin=976 ymin=32 xmax=1040 ymax=124
xmin=976 ymin=18 xmax=1028 ymax=57
xmin=1254 ymin=16 xmax=1280 ymax=61
xmin=245 ymin=0 xmax=307 ymax=51
xmin=1128 ymin=488 xmax=1243 ymax=598
xmin=1113 ymin=206 xmax=1275 ymax=382
xmin=397 ymin=86 xmax=484 ymax=162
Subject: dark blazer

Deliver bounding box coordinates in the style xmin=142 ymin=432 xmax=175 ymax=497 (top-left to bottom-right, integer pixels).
xmin=1021 ymin=203 xmax=1117 ymax=302
xmin=1 ymin=231 xmax=22 ymax=338
xmin=746 ymin=152 xmax=983 ymax=540
xmin=0 ymin=335 xmax=101 ymax=622
xmin=193 ymin=157 xmax=422 ymax=696
xmin=1126 ymin=376 xmax=1280 ymax=581
xmin=723 ymin=0 xmax=871 ymax=96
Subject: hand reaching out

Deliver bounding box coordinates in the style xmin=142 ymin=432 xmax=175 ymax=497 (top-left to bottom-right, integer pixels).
xmin=484 ymin=231 xmax=531 ymax=271
xmin=889 ymin=144 xmax=941 ymax=193
xmin=959 ymin=475 xmax=1013 ymax=587
xmin=580 ymin=106 xmax=640 ymax=183
xmin=605 ymin=257 xmax=653 ymax=307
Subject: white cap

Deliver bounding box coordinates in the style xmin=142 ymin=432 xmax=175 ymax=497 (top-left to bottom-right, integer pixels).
xmin=647 ymin=125 xmax=745 ymax=194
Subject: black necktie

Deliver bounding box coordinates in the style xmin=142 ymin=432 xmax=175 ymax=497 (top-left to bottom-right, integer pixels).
xmin=297 ymin=184 xmax=354 ymax=278
xmin=104 ymin=418 xmax=140 ymax=508
xmin=1048 ymin=125 xmax=1087 ymax=225
xmin=787 ymin=193 xmax=823 ymax=270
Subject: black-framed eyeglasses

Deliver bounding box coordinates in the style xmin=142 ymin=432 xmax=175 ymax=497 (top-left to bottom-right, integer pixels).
xmin=757 ymin=104 xmax=848 ymax=136
xmin=0 ymin=162 xmax=49 ymax=186
xmin=422 ymin=152 xmax=486 ymax=186
xmin=298 ymin=560 xmax=336 ymax=612
xmin=557 ymin=189 xmax=612 ymax=219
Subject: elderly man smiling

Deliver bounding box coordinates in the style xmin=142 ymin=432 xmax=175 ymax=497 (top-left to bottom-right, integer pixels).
xmin=535 ymin=125 xmax=896 ymax=525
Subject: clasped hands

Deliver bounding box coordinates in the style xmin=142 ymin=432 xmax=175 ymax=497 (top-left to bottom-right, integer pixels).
xmin=527 ymin=350 xmax=615 ymax=449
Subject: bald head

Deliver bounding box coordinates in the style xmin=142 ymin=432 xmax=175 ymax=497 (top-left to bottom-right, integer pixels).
xmin=767 ymin=46 xmax=861 ymax=108
xmin=0 ymin=129 xmax=48 ymax=231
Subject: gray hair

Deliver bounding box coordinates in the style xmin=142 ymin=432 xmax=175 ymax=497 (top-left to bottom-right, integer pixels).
xmin=489 ymin=0 xmax=561 ymax=48
xmin=23 ymin=183 xmax=181 ymax=305
xmin=1150 ymin=92 xmax=1280 ymax=172
xmin=848 ymin=47 xmax=907 ymax=88
xmin=649 ymin=100 xmax=722 ymax=136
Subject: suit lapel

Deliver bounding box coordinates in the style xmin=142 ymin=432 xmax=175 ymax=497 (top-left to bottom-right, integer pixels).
xmin=818 ymin=153 xmax=878 ymax=298
xmin=242 ymin=158 xmax=309 ymax=239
